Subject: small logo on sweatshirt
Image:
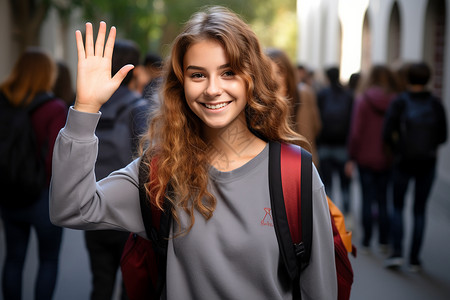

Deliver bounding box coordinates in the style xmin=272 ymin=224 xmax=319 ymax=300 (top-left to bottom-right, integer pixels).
xmin=261 ymin=208 xmax=274 ymax=227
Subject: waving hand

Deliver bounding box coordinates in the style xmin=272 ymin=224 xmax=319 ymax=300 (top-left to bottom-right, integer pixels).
xmin=74 ymin=22 xmax=134 ymax=113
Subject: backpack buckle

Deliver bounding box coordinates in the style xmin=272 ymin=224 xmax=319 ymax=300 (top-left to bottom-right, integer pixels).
xmin=294 ymin=242 xmax=305 ymax=258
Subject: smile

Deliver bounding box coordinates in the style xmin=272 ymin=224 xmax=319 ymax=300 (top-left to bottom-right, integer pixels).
xmin=203 ymin=102 xmax=230 ymax=110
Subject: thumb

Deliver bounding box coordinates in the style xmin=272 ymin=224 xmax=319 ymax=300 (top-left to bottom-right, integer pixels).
xmin=112 ymin=64 xmax=135 ymax=86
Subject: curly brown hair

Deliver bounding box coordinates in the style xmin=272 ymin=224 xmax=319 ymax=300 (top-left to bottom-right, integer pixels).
xmin=141 ymin=6 xmax=309 ymax=232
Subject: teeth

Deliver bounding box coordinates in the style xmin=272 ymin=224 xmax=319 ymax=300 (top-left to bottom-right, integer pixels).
xmin=204 ymin=102 xmax=228 ymax=109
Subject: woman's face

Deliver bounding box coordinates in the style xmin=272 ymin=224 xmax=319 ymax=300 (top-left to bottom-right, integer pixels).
xmin=183 ymin=39 xmax=247 ymax=131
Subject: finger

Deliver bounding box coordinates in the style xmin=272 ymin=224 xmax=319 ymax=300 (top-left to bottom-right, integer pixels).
xmin=85 ymin=22 xmax=94 ymax=57
xmin=75 ymin=30 xmax=85 ymax=60
xmin=95 ymin=21 xmax=106 ymax=57
xmin=103 ymin=26 xmax=116 ymax=59
xmin=112 ymin=64 xmax=134 ymax=86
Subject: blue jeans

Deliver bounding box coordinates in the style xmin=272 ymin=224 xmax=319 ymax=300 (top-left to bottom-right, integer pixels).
xmin=318 ymin=145 xmax=351 ymax=213
xmin=391 ymin=163 xmax=436 ymax=262
xmin=1 ymin=188 xmax=63 ymax=300
xmin=358 ymin=166 xmax=391 ymax=246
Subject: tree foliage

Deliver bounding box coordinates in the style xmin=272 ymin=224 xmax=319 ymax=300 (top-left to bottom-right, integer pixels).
xmin=79 ymin=0 xmax=297 ymax=60
xmin=10 ymin=0 xmax=297 ymax=62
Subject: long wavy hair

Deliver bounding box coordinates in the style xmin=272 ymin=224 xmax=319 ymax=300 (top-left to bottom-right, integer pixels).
xmin=141 ymin=6 xmax=309 ymax=232
xmin=0 ymin=47 xmax=56 ymax=106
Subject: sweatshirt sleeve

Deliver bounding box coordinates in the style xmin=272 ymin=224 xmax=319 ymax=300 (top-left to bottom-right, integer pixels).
xmin=49 ymin=107 xmax=146 ymax=237
xmin=300 ymin=164 xmax=338 ymax=300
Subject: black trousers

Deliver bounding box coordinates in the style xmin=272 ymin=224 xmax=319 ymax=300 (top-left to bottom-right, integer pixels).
xmin=84 ymin=230 xmax=130 ymax=300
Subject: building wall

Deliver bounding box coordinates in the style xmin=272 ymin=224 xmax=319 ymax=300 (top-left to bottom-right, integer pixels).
xmin=0 ymin=2 xmax=81 ymax=88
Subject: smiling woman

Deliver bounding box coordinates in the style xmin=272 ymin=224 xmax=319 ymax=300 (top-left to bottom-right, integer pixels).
xmin=49 ymin=5 xmax=337 ymax=300
xmin=183 ymin=40 xmax=248 ymax=132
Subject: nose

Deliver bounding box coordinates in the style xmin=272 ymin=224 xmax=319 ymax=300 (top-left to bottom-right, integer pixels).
xmin=204 ymin=77 xmax=222 ymax=97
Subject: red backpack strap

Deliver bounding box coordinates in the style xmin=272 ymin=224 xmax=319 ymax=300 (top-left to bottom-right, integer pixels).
xmin=280 ymin=143 xmax=313 ymax=269
xmin=269 ymin=141 xmax=313 ymax=299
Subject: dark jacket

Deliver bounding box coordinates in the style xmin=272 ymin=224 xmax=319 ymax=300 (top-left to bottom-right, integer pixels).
xmin=317 ymin=85 xmax=354 ymax=146
xmin=383 ymin=91 xmax=447 ymax=168
xmin=31 ymin=96 xmax=68 ymax=184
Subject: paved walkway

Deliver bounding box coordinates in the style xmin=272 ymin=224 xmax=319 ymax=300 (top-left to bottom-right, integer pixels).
xmin=1 ymin=177 xmax=449 ymax=300
xmin=348 ymin=177 xmax=450 ymax=300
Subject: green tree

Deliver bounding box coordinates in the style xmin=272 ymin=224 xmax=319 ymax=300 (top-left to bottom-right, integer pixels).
xmin=9 ymin=0 xmax=297 ymax=61
xmin=79 ymin=0 xmax=297 ymax=60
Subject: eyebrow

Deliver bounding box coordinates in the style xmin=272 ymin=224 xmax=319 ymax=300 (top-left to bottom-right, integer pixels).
xmin=185 ymin=63 xmax=231 ymax=72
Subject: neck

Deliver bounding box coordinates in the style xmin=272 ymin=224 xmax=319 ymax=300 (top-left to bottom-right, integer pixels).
xmin=203 ymin=114 xmax=267 ymax=172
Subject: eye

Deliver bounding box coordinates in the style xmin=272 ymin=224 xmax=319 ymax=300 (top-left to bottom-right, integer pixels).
xmin=191 ymin=72 xmax=205 ymax=79
xmin=222 ymin=70 xmax=235 ymax=77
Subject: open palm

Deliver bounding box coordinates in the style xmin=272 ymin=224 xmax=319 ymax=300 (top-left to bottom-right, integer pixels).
xmin=74 ymin=22 xmax=134 ymax=113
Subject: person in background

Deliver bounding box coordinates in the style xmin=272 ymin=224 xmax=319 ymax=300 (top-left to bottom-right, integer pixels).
xmin=50 ymin=6 xmax=337 ymax=299
xmin=141 ymin=52 xmax=163 ymax=98
xmin=348 ymin=65 xmax=399 ymax=253
xmin=0 ymin=48 xmax=67 ymax=300
xmin=297 ymin=75 xmax=322 ymax=167
xmin=265 ymin=48 xmax=300 ymax=128
xmin=53 ymin=61 xmax=76 ymax=107
xmin=131 ymin=52 xmax=163 ymax=96
xmin=383 ymin=62 xmax=447 ymax=271
xmin=83 ymin=39 xmax=149 ymax=300
xmin=316 ymin=66 xmax=354 ymax=215
xmin=347 ymin=72 xmax=361 ymax=94
xmin=267 ymin=50 xmax=321 ymax=166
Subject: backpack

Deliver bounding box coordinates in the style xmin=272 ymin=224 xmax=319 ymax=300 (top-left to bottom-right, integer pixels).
xmin=120 ymin=141 xmax=355 ymax=300
xmin=398 ymin=93 xmax=440 ymax=160
xmin=0 ymin=92 xmax=52 ymax=208
xmin=318 ymin=88 xmax=353 ymax=144
xmin=95 ymin=89 xmax=149 ymax=180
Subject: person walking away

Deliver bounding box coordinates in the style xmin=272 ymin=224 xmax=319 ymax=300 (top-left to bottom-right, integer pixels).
xmin=316 ymin=66 xmax=354 ymax=215
xmin=49 ymin=7 xmax=337 ymax=299
xmin=383 ymin=62 xmax=447 ymax=271
xmin=53 ymin=61 xmax=76 ymax=107
xmin=296 ymin=76 xmax=322 ymax=168
xmin=0 ymin=48 xmax=67 ymax=300
xmin=266 ymin=48 xmax=321 ymax=166
xmin=348 ymin=65 xmax=399 ymax=253
xmin=265 ymin=48 xmax=301 ymax=129
xmin=83 ymin=39 xmax=150 ymax=300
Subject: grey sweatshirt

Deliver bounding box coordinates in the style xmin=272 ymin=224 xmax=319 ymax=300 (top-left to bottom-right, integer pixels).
xmin=50 ymin=107 xmax=337 ymax=300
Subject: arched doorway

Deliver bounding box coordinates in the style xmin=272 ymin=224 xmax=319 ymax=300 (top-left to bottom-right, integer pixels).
xmin=424 ymin=0 xmax=446 ymax=98
xmin=387 ymin=2 xmax=401 ymax=66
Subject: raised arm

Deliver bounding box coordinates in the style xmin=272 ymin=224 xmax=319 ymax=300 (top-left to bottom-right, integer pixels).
xmin=74 ymin=21 xmax=134 ymax=113
xmin=49 ymin=22 xmax=145 ymax=235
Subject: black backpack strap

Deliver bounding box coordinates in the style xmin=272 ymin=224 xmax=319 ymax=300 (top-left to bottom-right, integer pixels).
xmin=299 ymin=148 xmax=313 ymax=267
xmin=138 ymin=155 xmax=172 ymax=298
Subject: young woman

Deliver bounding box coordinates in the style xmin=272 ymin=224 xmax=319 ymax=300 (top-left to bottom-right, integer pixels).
xmin=1 ymin=48 xmax=67 ymax=300
xmin=348 ymin=65 xmax=398 ymax=252
xmin=50 ymin=6 xmax=337 ymax=299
